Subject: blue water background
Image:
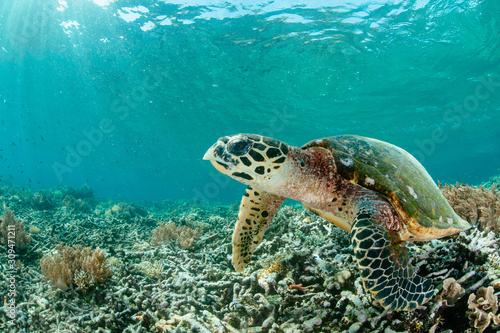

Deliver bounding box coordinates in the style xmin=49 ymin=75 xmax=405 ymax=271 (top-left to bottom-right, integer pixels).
xmin=0 ymin=0 xmax=499 ymax=203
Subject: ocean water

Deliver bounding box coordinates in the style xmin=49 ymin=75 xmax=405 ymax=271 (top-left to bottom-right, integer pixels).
xmin=1 ymin=2 xmax=500 ymax=332
xmin=0 ymin=0 xmax=499 ymax=203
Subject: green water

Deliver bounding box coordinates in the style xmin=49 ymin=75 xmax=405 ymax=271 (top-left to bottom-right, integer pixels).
xmin=0 ymin=0 xmax=499 ymax=203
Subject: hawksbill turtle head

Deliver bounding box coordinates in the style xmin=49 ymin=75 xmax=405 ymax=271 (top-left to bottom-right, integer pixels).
xmin=203 ymin=134 xmax=290 ymax=188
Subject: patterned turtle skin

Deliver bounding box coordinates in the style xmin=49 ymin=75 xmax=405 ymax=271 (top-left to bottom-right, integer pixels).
xmin=203 ymin=134 xmax=471 ymax=311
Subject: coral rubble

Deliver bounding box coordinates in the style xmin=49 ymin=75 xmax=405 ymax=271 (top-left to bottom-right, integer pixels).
xmin=0 ymin=180 xmax=500 ymax=332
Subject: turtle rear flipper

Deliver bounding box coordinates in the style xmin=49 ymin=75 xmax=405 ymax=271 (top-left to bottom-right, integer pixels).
xmin=232 ymin=186 xmax=286 ymax=271
xmin=351 ymin=214 xmax=434 ymax=311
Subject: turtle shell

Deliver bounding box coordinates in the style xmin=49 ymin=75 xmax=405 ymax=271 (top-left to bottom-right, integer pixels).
xmin=302 ymin=135 xmax=471 ymax=240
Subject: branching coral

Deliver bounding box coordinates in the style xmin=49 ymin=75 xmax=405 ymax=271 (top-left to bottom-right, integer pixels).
xmin=467 ymin=286 xmax=500 ymax=332
xmin=0 ymin=209 xmax=31 ymax=251
xmin=462 ymin=229 xmax=498 ymax=255
xmin=151 ymin=222 xmax=201 ymax=249
xmin=40 ymin=243 xmax=112 ymax=291
xmin=440 ymin=182 xmax=500 ymax=232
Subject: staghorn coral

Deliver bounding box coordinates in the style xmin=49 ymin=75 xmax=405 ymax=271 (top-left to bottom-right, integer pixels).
xmin=467 ymin=286 xmax=500 ymax=332
xmin=440 ymin=182 xmax=500 ymax=232
xmin=40 ymin=243 xmax=112 ymax=291
xmin=0 ymin=209 xmax=31 ymax=251
xmin=151 ymin=222 xmax=201 ymax=249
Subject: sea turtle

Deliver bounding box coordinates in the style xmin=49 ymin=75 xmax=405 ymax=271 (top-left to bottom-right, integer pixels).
xmin=203 ymin=134 xmax=471 ymax=311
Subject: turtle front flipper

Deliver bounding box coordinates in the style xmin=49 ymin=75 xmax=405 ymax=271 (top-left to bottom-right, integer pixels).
xmin=232 ymin=186 xmax=286 ymax=271
xmin=351 ymin=214 xmax=434 ymax=311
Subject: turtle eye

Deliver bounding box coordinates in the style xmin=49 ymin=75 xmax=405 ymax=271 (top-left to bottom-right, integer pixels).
xmin=227 ymin=138 xmax=251 ymax=156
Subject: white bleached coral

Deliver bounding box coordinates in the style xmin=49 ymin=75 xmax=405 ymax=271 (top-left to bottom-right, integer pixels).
xmin=462 ymin=229 xmax=497 ymax=255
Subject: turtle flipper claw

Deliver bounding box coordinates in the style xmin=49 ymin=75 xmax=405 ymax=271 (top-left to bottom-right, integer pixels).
xmin=351 ymin=215 xmax=434 ymax=311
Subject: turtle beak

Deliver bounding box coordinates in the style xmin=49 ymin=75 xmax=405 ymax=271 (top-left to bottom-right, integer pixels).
xmin=203 ymin=143 xmax=230 ymax=174
xmin=202 ymin=145 xmax=215 ymax=161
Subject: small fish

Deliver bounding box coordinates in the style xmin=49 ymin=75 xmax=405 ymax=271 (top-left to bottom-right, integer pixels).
xmin=40 ymin=135 xmax=44 ymax=142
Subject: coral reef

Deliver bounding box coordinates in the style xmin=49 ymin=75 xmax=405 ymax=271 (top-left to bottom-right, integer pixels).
xmin=440 ymin=182 xmax=500 ymax=232
xmin=62 ymin=194 xmax=91 ymax=213
xmin=152 ymin=222 xmax=202 ymax=249
xmin=1 ymin=179 xmax=500 ymax=332
xmin=31 ymin=190 xmax=56 ymax=210
xmin=40 ymin=243 xmax=112 ymax=291
xmin=467 ymin=286 xmax=500 ymax=332
xmin=0 ymin=209 xmax=31 ymax=251
xmin=134 ymin=260 xmax=164 ymax=278
xmin=439 ymin=277 xmax=465 ymax=307
xmin=104 ymin=202 xmax=148 ymax=220
xmin=65 ymin=184 xmax=94 ymax=199
xmin=28 ymin=225 xmax=40 ymax=234
xmin=482 ymin=175 xmax=500 ymax=192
